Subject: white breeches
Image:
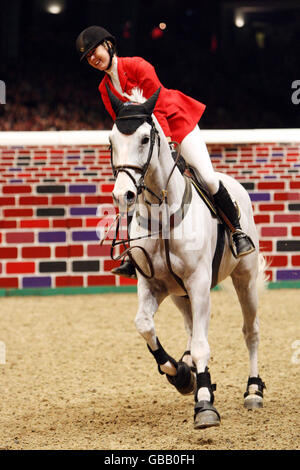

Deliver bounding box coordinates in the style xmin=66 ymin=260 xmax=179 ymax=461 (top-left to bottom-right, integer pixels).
xmin=180 ymin=125 xmax=219 ymax=195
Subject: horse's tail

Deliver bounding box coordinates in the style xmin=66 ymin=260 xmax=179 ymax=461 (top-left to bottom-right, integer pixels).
xmin=256 ymin=252 xmax=270 ymax=293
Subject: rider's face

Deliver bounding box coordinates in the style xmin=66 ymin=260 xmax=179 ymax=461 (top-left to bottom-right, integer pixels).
xmin=86 ymin=44 xmax=111 ymax=71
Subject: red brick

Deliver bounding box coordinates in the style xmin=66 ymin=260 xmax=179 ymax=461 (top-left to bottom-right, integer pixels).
xmin=51 ymin=196 xmax=81 ymax=205
xmin=52 ymin=218 xmax=82 ymax=228
xmin=0 ymin=277 xmax=18 ymax=288
xmin=4 ymin=208 xmax=33 ymax=217
xmin=292 ymin=255 xmax=300 ymax=266
xmin=85 ymin=195 xmax=113 ymax=204
xmin=257 ymin=182 xmax=285 ymax=190
xmin=274 ymin=192 xmax=300 ymax=201
xmin=20 ymin=219 xmax=50 ymax=228
xmin=87 ymin=245 xmax=111 ymax=257
xmin=292 ymin=227 xmax=300 ymax=236
xmin=254 ymin=214 xmax=270 ymax=224
xmin=86 ymin=218 xmax=102 ymax=227
xmin=55 ymin=245 xmax=84 ymax=257
xmin=2 ymin=185 xmax=32 ymax=194
xmin=274 ymin=214 xmax=300 ymax=223
xmin=290 ymin=181 xmax=300 ymax=189
xmin=119 ymin=277 xmax=138 ymax=286
xmin=103 ymin=260 xmax=122 ymax=271
xmin=101 ymin=184 xmax=114 ymax=193
xmin=0 ymin=197 xmax=15 ymax=206
xmin=87 ymin=275 xmax=115 ymax=286
xmin=259 ymin=240 xmax=273 ymax=252
xmin=0 ymin=247 xmax=18 ymax=259
xmin=22 ymin=246 xmax=51 ymax=258
xmin=19 ymin=196 xmax=48 ymax=205
xmin=6 ymin=262 xmax=35 ymax=274
xmin=261 ymin=227 xmax=287 ymax=237
xmin=265 ymin=270 xmax=273 ymax=282
xmin=259 ymin=204 xmax=284 ymax=212
xmin=56 ymin=276 xmax=84 ymax=287
xmin=264 ymin=255 xmax=288 ymax=267
xmin=6 ymin=232 xmax=34 ymax=244
xmin=0 ymin=220 xmax=17 ymax=228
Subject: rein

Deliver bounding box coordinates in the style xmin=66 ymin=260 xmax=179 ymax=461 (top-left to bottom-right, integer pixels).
xmin=107 ymin=118 xmax=190 ymax=294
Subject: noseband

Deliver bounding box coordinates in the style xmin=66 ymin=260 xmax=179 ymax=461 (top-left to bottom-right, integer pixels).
xmin=110 ymin=117 xmax=162 ymax=204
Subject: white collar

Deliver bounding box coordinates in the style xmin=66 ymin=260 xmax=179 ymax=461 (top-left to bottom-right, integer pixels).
xmin=106 ymin=56 xmax=118 ymax=78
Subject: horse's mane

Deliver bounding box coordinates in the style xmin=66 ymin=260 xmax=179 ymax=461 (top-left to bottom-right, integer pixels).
xmin=125 ymin=87 xmax=147 ymax=104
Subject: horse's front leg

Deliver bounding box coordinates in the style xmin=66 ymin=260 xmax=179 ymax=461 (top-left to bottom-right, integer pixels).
xmin=188 ymin=274 xmax=221 ymax=429
xmin=134 ymin=281 xmax=176 ymax=375
xmin=135 ymin=281 xmax=195 ymax=394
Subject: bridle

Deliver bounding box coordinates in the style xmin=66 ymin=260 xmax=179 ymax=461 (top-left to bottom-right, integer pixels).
xmin=110 ymin=117 xmax=163 ymax=205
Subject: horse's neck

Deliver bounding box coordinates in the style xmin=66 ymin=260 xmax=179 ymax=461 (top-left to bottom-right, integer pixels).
xmin=143 ymin=132 xmax=185 ymax=208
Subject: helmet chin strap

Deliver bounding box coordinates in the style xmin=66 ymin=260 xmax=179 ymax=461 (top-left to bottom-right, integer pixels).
xmin=104 ymin=41 xmax=115 ymax=71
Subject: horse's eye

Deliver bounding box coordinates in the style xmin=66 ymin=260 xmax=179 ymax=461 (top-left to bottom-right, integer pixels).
xmin=141 ymin=136 xmax=150 ymax=145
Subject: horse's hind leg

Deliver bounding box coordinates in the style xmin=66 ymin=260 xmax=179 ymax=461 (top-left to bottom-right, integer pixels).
xmin=231 ymin=258 xmax=266 ymax=409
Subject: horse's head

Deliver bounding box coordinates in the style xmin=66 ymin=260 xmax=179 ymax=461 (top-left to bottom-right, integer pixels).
xmin=106 ymin=85 xmax=161 ymax=212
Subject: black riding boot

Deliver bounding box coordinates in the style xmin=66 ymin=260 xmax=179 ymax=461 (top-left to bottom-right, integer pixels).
xmin=213 ymin=181 xmax=255 ymax=258
xmin=111 ymin=259 xmax=137 ymax=279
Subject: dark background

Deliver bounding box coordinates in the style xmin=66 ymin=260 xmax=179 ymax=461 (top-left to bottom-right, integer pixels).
xmin=1 ymin=0 xmax=300 ymax=131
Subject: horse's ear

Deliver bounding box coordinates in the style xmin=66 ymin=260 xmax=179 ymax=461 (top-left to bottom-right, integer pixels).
xmin=144 ymin=87 xmax=161 ymax=115
xmin=106 ymin=84 xmax=123 ymax=115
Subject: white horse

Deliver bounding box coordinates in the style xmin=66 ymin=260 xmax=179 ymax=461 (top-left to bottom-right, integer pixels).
xmin=106 ymin=86 xmax=266 ymax=429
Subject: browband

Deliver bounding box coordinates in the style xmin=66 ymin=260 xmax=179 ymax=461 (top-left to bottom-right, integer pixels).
xmin=115 ymin=114 xmax=152 ymax=121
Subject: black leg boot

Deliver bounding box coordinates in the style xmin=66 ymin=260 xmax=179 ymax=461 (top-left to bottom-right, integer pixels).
xmin=111 ymin=259 xmax=137 ymax=279
xmin=213 ymin=181 xmax=255 ymax=258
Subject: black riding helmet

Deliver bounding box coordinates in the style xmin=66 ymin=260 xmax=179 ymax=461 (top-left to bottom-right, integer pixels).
xmin=76 ymin=25 xmax=116 ymax=67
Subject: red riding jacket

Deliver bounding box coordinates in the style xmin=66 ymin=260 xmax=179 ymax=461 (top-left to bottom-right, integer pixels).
xmin=99 ymin=56 xmax=206 ymax=143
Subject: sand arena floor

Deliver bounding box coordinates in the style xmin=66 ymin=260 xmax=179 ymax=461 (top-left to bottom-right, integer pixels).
xmin=0 ymin=287 xmax=299 ymax=450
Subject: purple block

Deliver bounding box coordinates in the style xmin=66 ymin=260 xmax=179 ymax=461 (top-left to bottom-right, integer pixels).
xmin=276 ymin=270 xmax=300 ymax=281
xmin=22 ymin=277 xmax=52 ymax=288
xmin=69 ymin=184 xmax=96 ymax=193
xmin=72 ymin=231 xmax=99 ymax=241
xmin=70 ymin=207 xmax=97 ymax=216
xmin=9 ymin=168 xmax=22 ymax=171
xmin=10 ymin=179 xmax=23 ymax=183
xmin=74 ymin=167 xmax=87 ymax=171
xmin=39 ymin=231 xmax=66 ymax=243
xmin=264 ymin=175 xmax=277 ymax=179
xmin=67 ymin=156 xmax=80 ymax=159
xmin=249 ymin=193 xmax=270 ymax=202
xmin=256 ymin=159 xmax=267 ymax=163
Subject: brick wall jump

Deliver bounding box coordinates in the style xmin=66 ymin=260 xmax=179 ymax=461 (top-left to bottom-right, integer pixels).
xmin=0 ymin=142 xmax=299 ymax=289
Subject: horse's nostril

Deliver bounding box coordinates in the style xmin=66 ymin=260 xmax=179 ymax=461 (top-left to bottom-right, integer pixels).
xmin=125 ymin=191 xmax=136 ymax=203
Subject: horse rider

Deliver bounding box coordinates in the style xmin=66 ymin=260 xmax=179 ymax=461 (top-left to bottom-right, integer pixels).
xmin=76 ymin=26 xmax=255 ymax=278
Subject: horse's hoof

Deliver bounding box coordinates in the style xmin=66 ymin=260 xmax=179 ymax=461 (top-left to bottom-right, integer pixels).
xmin=194 ymin=410 xmax=221 ymax=429
xmin=194 ymin=401 xmax=221 ymax=429
xmin=167 ymin=361 xmax=195 ymax=395
xmin=244 ymin=394 xmax=263 ymax=410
